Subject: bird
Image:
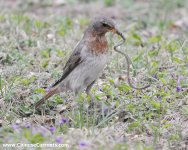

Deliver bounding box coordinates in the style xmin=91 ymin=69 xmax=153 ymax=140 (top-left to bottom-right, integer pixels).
xmin=34 ymin=17 xmax=124 ymax=109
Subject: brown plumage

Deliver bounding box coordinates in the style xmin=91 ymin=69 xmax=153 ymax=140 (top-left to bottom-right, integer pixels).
xmin=34 ymin=87 xmax=59 ymax=109
xmin=34 ymin=17 xmax=123 ymax=109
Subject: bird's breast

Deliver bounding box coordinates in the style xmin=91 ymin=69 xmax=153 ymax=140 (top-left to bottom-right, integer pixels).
xmin=87 ymin=37 xmax=108 ymax=55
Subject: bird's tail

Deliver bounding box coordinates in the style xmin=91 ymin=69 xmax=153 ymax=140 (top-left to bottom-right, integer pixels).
xmin=34 ymin=87 xmax=59 ymax=109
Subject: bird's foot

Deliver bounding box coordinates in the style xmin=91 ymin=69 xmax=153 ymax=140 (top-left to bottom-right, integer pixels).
xmin=86 ymin=95 xmax=102 ymax=114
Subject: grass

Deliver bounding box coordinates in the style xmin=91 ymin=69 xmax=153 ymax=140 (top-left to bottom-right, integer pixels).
xmin=0 ymin=0 xmax=188 ymax=149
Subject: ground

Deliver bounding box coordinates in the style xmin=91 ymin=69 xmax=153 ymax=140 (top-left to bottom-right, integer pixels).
xmin=0 ymin=0 xmax=188 ymax=149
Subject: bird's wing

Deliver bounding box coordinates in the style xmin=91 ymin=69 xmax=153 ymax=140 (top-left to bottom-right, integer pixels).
xmin=51 ymin=41 xmax=85 ymax=87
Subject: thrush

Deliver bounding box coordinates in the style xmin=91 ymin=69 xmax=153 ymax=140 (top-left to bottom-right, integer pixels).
xmin=34 ymin=17 xmax=124 ymax=109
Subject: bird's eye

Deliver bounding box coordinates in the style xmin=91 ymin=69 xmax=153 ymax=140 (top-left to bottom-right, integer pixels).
xmin=102 ymin=22 xmax=110 ymax=28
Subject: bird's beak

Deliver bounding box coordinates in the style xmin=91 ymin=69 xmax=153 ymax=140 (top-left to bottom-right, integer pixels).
xmin=110 ymin=28 xmax=126 ymax=41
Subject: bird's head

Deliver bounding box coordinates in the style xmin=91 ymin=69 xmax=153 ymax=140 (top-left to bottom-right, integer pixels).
xmin=91 ymin=17 xmax=123 ymax=38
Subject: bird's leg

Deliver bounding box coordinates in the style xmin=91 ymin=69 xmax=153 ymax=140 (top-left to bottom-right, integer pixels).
xmin=86 ymin=80 xmax=102 ymax=111
xmin=86 ymin=80 xmax=95 ymax=103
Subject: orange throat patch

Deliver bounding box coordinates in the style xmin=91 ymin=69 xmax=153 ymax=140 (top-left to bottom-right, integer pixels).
xmin=88 ymin=36 xmax=108 ymax=55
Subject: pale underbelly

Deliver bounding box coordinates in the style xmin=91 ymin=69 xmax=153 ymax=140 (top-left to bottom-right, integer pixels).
xmin=62 ymin=54 xmax=109 ymax=94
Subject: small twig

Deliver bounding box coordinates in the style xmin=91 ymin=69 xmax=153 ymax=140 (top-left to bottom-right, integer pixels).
xmin=159 ymin=65 xmax=175 ymax=71
xmin=114 ymin=32 xmax=150 ymax=90
xmin=159 ymin=63 xmax=188 ymax=71
xmin=0 ymin=75 xmax=4 ymax=97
